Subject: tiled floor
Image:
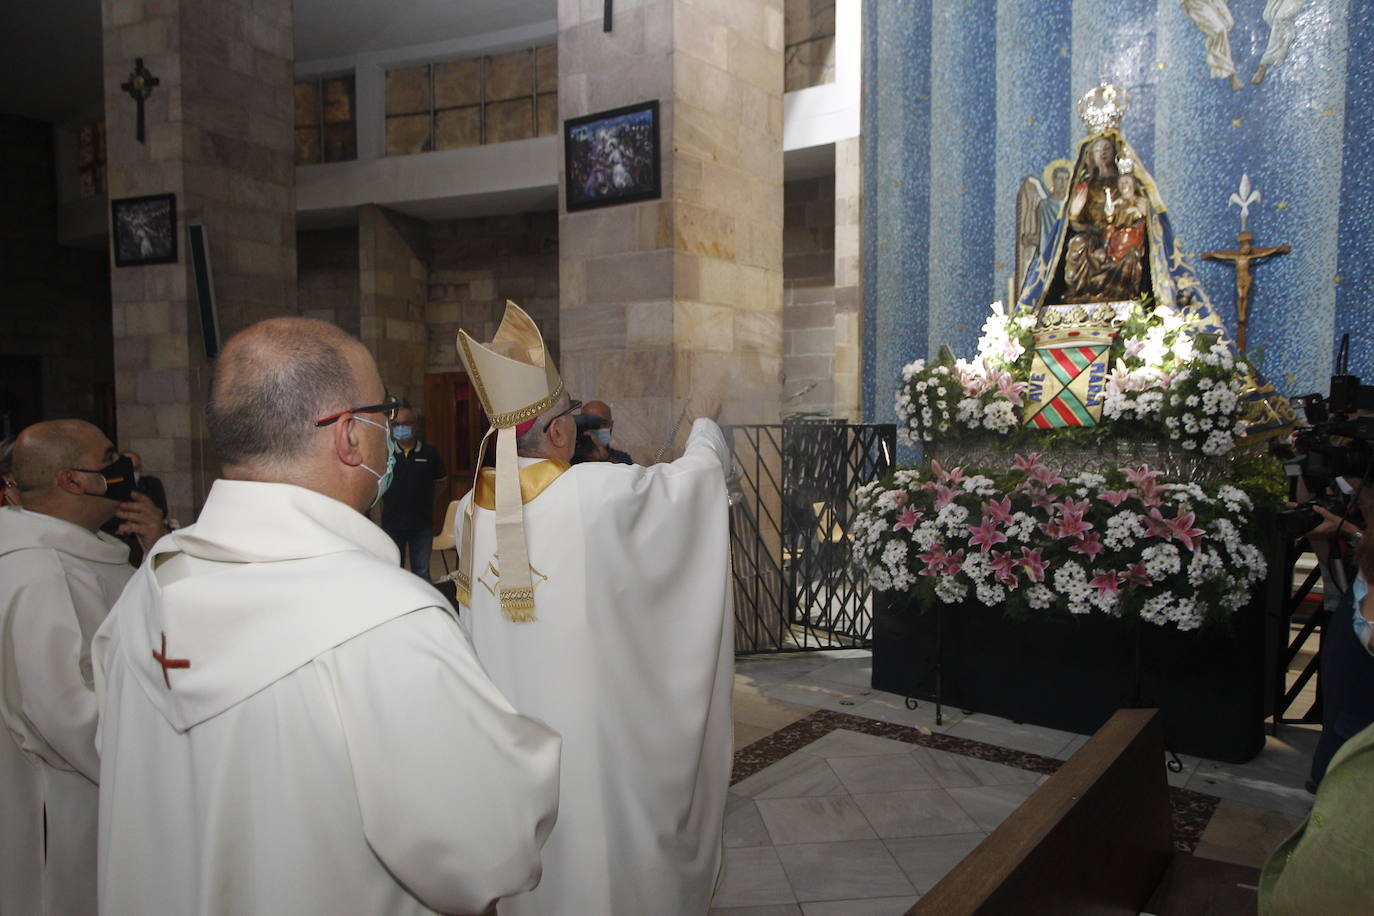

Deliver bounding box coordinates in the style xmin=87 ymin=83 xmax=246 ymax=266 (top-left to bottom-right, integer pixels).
xmin=712 ymin=649 xmax=1317 ymax=914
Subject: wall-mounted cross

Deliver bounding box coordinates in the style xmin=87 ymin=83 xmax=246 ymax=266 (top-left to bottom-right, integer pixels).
xmin=1202 ymin=230 xmax=1290 ymax=353
xmin=120 ymin=58 xmax=160 ymax=144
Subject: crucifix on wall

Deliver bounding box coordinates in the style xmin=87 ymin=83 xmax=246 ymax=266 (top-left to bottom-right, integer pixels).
xmin=120 ymin=58 xmax=160 ymax=144
xmin=1202 ymin=174 xmax=1290 ymax=353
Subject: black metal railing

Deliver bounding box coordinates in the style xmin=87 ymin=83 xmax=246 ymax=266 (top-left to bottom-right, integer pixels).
xmin=724 ymin=421 xmax=896 ymax=653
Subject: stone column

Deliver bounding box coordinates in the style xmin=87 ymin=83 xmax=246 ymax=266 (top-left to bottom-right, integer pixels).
xmin=832 ymin=136 xmax=862 ymax=421
xmin=358 ymin=205 xmax=429 ymax=407
xmin=101 ymin=0 xmax=295 ymax=524
xmin=558 ymin=0 xmax=785 ymax=463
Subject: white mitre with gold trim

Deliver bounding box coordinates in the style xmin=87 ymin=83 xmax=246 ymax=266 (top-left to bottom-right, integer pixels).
xmin=455 ymin=301 xmax=564 ymax=620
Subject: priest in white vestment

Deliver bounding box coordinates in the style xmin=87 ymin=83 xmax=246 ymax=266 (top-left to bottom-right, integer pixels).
xmin=453 ymin=302 xmax=734 ymax=915
xmin=93 ymin=317 xmax=561 ymax=915
xmin=0 ymin=420 xmax=139 ymax=915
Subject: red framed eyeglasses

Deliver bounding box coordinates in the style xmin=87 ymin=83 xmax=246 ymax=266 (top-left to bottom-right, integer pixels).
xmin=313 ymin=399 xmax=403 ymax=428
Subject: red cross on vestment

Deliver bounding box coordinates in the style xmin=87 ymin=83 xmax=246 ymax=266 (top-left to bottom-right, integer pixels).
xmin=152 ymin=631 xmax=190 ymax=689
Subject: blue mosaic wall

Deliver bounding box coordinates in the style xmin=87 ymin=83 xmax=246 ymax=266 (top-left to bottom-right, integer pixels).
xmin=863 ymin=0 xmax=1367 ymax=424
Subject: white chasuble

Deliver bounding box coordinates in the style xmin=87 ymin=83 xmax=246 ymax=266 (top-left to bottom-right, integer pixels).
xmin=456 ymin=419 xmax=735 ymax=916
xmin=92 ymin=480 xmax=561 ymax=916
xmin=0 ymin=505 xmax=133 ymax=916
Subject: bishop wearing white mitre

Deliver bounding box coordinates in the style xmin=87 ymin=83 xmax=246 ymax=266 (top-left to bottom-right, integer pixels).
xmin=92 ymin=317 xmax=561 ymax=915
xmin=454 ymin=301 xmax=734 ymax=916
xmin=0 ymin=420 xmax=135 ymax=916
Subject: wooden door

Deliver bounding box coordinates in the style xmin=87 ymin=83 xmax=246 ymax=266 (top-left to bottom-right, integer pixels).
xmin=423 ymin=371 xmax=485 ymax=535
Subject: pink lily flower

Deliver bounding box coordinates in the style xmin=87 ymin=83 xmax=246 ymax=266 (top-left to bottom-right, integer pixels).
xmin=941 ymin=548 xmax=966 ymax=576
xmin=981 ymin=496 xmax=1014 ymax=525
xmin=1055 ymin=515 xmax=1094 ymax=541
xmin=916 ymin=544 xmax=948 ymax=577
xmin=988 ymin=550 xmax=1017 ymax=578
xmin=997 ymin=374 xmax=1029 ymax=408
xmin=1145 ymin=507 xmax=1205 ymax=552
xmin=1099 ymin=489 xmax=1134 ymax=507
xmin=1070 ymin=532 xmax=1105 ymax=559
xmin=893 ymin=507 xmax=921 ymax=533
xmin=968 ymin=516 xmax=1009 ymax=553
xmin=1122 ymin=465 xmax=1161 ymax=490
xmin=930 ymin=459 xmax=952 ymax=484
xmin=1125 ymin=562 xmax=1151 ymax=586
xmin=1089 ymin=571 xmax=1126 ymax=598
xmin=1018 ymin=547 xmax=1049 ymax=583
xmin=891 ymin=490 xmax=909 ymax=507
xmin=1029 ymin=465 xmax=1066 ymax=489
xmin=1039 ymin=518 xmax=1066 ymax=539
xmin=1058 ymin=497 xmax=1092 ymax=521
xmin=1027 ymin=486 xmax=1056 ymax=513
xmin=934 ymin=484 xmax=960 ymax=509
xmin=1013 ymin=453 xmax=1042 ymax=473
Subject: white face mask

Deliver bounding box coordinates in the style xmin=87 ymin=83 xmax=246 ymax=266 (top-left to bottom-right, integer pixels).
xmin=592 ymin=428 xmax=612 ymax=447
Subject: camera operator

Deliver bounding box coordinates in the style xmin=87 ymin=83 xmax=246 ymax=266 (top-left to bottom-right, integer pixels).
xmin=1301 ymin=477 xmax=1374 ymax=791
xmin=571 ymin=414 xmax=610 ymax=465
xmin=1281 ymin=379 xmax=1374 ymax=790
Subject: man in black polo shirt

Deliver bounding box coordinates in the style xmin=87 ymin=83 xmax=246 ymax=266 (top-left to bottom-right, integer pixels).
xmin=381 ymin=405 xmax=447 ymax=580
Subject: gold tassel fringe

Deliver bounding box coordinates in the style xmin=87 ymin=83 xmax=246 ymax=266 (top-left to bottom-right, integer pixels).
xmin=500 ymin=587 xmax=537 ymax=622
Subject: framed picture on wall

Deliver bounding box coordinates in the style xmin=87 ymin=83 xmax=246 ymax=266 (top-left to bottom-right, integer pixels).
xmin=111 ymin=193 xmax=178 ymax=267
xmin=564 ymin=100 xmax=661 ymax=212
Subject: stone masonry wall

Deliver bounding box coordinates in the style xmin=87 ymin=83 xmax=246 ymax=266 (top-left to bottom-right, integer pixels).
xmin=558 ymin=0 xmax=784 ymax=463
xmin=425 ymin=212 xmax=559 ymax=373
xmin=670 ymin=0 xmax=786 ymax=430
xmin=102 ymin=0 xmax=296 ymax=524
xmin=297 ymin=228 xmax=360 ymax=336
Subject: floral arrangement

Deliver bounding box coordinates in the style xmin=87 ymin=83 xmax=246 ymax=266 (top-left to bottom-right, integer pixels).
xmin=895 ymin=300 xmax=1250 ymax=456
xmin=851 ymin=455 xmax=1270 ymax=630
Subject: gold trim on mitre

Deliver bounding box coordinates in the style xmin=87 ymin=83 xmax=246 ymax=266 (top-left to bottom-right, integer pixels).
xmin=456 ymin=301 xmax=563 ymax=429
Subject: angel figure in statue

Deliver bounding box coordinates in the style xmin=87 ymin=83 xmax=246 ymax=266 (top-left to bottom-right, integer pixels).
xmin=1014 ymin=161 xmax=1073 ymax=298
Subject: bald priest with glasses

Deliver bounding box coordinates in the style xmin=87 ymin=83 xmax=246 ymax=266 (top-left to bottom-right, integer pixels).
xmin=453 ymin=302 xmax=734 ymax=915
xmin=91 ymin=317 xmax=561 ymax=915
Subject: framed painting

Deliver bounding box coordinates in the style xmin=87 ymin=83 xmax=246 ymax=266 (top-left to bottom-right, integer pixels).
xmin=111 ymin=193 xmax=177 ymax=267
xmin=564 ymin=100 xmax=661 ymax=211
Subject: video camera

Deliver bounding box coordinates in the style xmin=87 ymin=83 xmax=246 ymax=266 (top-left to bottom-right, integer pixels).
xmin=1279 ymin=335 xmax=1374 ymax=538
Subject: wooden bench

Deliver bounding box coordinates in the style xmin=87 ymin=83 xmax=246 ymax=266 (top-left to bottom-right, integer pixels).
xmin=908 ymin=708 xmax=1175 ymax=915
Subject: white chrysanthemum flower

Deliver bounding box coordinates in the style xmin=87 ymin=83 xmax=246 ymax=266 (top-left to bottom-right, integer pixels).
xmin=982 ymin=400 xmax=1017 ymax=433
xmin=1142 ymin=543 xmax=1182 ymax=579
xmin=1140 ymin=593 xmax=1174 ymax=626
xmin=975 ymin=580 xmax=1006 ymax=607
xmin=913 ymin=521 xmax=943 ymax=550
xmin=934 ymin=576 xmax=968 ymax=604
xmin=936 ymin=502 xmax=970 ymax=536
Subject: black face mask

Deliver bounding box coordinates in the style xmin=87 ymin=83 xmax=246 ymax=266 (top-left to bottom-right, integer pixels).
xmin=72 ymin=454 xmax=136 ymax=502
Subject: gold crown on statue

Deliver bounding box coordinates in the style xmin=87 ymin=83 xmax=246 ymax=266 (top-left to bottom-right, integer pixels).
xmin=453 ymin=301 xmax=563 ymax=622
xmin=456 ymin=301 xmax=564 ymax=430
xmin=1077 ymin=82 xmax=1131 ymax=134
